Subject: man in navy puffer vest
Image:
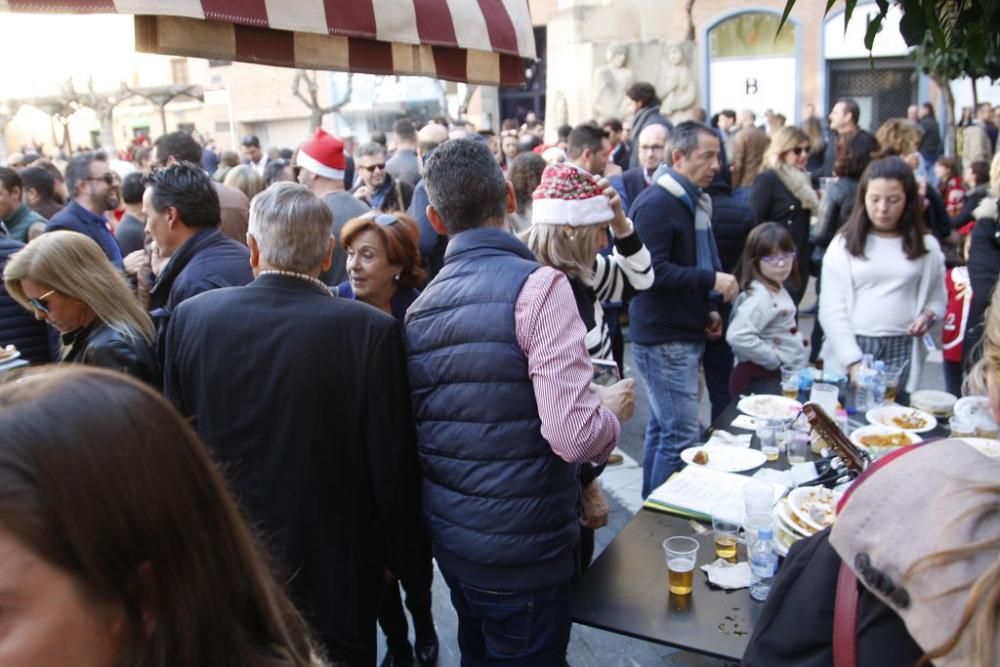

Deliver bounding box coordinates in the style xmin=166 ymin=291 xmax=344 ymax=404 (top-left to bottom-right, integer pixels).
xmin=404 ymin=139 xmax=635 ymax=666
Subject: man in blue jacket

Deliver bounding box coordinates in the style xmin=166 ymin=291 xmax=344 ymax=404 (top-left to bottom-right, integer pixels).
xmin=629 ymin=122 xmax=739 ymax=498
xmin=143 ymin=163 xmax=253 ymax=352
xmin=405 ymin=139 xmax=634 ymax=665
xmin=45 ymin=151 xmax=123 ymax=267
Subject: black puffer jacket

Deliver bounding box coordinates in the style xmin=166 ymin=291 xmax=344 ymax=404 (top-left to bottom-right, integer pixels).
xmin=706 ymin=175 xmax=756 ymax=273
xmin=0 ymin=237 xmax=51 ymax=364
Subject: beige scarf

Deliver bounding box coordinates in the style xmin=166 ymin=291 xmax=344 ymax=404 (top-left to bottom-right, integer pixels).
xmin=773 ymin=161 xmax=820 ymax=212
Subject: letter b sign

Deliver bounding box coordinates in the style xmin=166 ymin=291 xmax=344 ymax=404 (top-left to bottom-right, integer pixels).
xmin=745 ymin=78 xmax=758 ymax=95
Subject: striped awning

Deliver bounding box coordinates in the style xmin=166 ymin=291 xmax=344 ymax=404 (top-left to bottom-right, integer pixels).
xmin=0 ymin=0 xmax=535 ymax=87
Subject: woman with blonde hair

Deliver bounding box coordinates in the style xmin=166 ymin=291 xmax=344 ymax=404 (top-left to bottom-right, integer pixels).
xmin=3 ymin=230 xmax=157 ymax=384
xmin=223 ymin=163 xmax=264 ymax=201
xmin=750 ymin=125 xmax=820 ymax=303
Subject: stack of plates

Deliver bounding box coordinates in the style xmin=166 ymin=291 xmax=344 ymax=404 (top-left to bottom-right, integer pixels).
xmin=0 ymin=345 xmax=21 ymax=371
xmin=771 ymin=487 xmax=837 ymax=557
xmin=954 ymin=396 xmax=1000 ymax=437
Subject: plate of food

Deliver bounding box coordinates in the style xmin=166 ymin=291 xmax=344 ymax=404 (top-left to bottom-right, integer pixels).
xmin=680 ymin=445 xmax=767 ymax=473
xmin=849 ymin=424 xmax=921 ymax=454
xmin=787 ymin=486 xmax=837 ymax=533
xmin=774 ymin=497 xmax=813 ymax=538
xmin=737 ymin=394 xmax=802 ymax=421
xmin=865 ymin=405 xmax=937 ymax=433
xmin=959 ymin=437 xmax=1000 ymax=458
xmin=0 ymin=345 xmax=20 ymax=364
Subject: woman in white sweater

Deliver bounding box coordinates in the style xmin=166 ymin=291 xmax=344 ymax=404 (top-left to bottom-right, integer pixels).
xmin=819 ymin=156 xmax=946 ymax=398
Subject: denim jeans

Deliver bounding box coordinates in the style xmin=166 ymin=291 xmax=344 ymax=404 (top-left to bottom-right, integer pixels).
xmin=440 ymin=568 xmax=572 ymax=666
xmin=633 ymin=340 xmax=704 ymax=498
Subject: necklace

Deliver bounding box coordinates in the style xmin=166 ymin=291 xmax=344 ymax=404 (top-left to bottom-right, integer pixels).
xmin=258 ymin=269 xmax=332 ymax=294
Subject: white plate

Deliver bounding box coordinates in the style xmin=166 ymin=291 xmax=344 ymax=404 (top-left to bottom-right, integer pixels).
xmin=0 ymin=347 xmax=21 ymax=364
xmin=680 ymin=445 xmax=767 ymax=473
xmin=959 ymin=437 xmax=1000 ymax=458
xmin=954 ymin=396 xmax=991 ymax=420
xmin=865 ymin=405 xmax=937 ymax=433
xmin=774 ymin=498 xmax=813 ymax=538
xmin=849 ymin=424 xmax=921 ymax=450
xmin=787 ymin=486 xmax=837 ymax=533
xmin=771 ymin=518 xmax=797 ymax=558
xmin=737 ymin=394 xmax=802 ymax=421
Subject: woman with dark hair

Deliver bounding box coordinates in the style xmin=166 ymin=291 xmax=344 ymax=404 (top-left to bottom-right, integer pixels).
xmin=818 ymin=156 xmax=946 ymax=399
xmin=263 ymin=158 xmax=296 ymax=189
xmin=0 ymin=366 xmax=323 ymax=665
xmin=336 ymin=211 xmax=437 ymax=665
xmin=506 ymin=151 xmax=546 ymax=232
xmin=750 ymin=126 xmax=820 ymax=304
xmin=801 ymin=115 xmax=826 ymax=182
xmin=950 ymin=159 xmax=991 ymax=233
xmin=625 ymin=82 xmax=671 ymax=170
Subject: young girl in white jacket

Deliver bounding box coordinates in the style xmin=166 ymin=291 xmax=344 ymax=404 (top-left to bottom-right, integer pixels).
xmin=727 ymin=222 xmax=810 ymax=395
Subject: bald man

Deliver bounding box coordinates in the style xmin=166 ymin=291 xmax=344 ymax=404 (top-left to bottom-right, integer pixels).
xmin=620 ymin=123 xmax=669 ymax=210
xmin=408 ymin=122 xmax=452 ymax=279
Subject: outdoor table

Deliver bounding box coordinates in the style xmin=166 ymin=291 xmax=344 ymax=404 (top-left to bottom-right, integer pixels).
xmin=572 ymin=379 xmax=948 ymax=661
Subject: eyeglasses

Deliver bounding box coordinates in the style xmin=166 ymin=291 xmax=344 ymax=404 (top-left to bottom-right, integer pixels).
xmin=790 ymin=146 xmax=810 ymax=156
xmin=359 ymin=163 xmax=387 ymax=172
xmin=761 ymin=252 xmax=796 ymax=265
xmin=639 ymin=144 xmax=665 ymax=152
xmin=87 ymin=173 xmax=116 ymax=186
xmin=29 ymin=289 xmax=56 ymax=314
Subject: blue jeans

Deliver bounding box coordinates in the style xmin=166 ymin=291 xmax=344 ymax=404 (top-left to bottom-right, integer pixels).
xmin=440 ymin=568 xmax=571 ymax=666
xmin=633 ymin=340 xmax=704 ymax=498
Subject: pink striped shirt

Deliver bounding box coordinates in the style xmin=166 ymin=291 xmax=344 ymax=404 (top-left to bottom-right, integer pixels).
xmin=515 ymin=266 xmax=621 ymax=463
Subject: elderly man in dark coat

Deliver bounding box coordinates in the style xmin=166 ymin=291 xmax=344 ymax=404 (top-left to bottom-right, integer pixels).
xmin=163 ymin=182 xmax=422 ymax=665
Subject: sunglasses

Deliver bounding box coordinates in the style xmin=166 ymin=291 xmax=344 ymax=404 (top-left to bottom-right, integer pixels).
xmin=359 ymin=163 xmax=387 ymax=172
xmin=761 ymin=252 xmax=796 ymax=265
xmin=367 ymin=213 xmax=399 ymax=226
xmin=29 ymin=289 xmax=56 ymax=314
xmin=790 ymin=146 xmax=810 ymax=156
xmin=87 ymin=173 xmax=116 ymax=186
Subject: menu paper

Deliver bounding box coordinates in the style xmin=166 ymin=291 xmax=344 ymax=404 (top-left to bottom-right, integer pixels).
xmin=643 ymin=465 xmax=786 ymax=521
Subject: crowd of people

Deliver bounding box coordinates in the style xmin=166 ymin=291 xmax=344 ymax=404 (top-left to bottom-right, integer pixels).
xmin=1 ymin=85 xmax=1000 ymax=665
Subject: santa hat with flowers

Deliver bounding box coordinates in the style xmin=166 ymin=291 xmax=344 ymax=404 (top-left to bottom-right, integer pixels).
xmin=530 ymin=163 xmax=612 ymax=226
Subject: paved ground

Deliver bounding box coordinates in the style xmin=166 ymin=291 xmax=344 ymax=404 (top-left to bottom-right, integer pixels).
xmin=378 ymin=280 xmax=948 ymax=666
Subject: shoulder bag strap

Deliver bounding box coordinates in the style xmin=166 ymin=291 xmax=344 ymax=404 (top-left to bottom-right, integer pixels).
xmin=833 ymin=561 xmax=860 ymax=667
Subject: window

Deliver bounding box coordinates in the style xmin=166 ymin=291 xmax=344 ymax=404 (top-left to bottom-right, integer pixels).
xmin=710 ymin=13 xmax=795 ymax=59
xmin=170 ymin=58 xmax=189 ymax=84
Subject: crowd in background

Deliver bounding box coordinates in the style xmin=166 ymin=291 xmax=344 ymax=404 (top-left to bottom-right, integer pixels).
xmin=1 ymin=83 xmax=1000 ymax=666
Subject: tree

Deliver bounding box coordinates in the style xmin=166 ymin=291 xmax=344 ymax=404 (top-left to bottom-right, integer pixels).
xmin=778 ymin=1 xmax=1000 ymax=78
xmin=292 ymin=70 xmax=353 ymax=132
xmin=74 ymin=78 xmax=129 ymax=151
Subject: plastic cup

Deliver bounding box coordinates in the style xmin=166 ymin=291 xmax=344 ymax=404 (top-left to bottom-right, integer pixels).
xmin=741 ymin=512 xmax=773 ymax=557
xmin=949 ymin=416 xmax=976 ymax=438
xmin=743 ymin=481 xmax=774 ymax=518
xmin=780 ymin=365 xmax=800 ymax=399
xmin=711 ymin=503 xmax=741 ymax=563
xmin=663 ymin=536 xmax=699 ymax=595
xmin=787 ymin=426 xmax=809 ymax=464
xmin=810 ymin=382 xmax=839 ymax=417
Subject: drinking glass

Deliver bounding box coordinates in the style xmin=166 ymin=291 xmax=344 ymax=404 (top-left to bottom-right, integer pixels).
xmin=949 ymin=416 xmax=976 ymax=438
xmin=883 ymin=366 xmax=905 ymax=404
xmin=787 ymin=424 xmax=810 ymax=464
xmin=712 ymin=503 xmax=741 ymax=563
xmin=741 ymin=512 xmax=773 ymax=557
xmin=663 ymin=536 xmax=700 ymax=595
xmin=810 ymin=382 xmax=839 ymax=417
xmin=743 ymin=481 xmax=774 ymax=518
xmin=780 ymin=365 xmax=800 ymax=399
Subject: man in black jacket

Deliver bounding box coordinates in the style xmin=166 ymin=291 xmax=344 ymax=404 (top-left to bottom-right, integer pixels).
xmin=164 ymin=183 xmax=422 ymax=664
xmin=143 ymin=163 xmax=253 ymax=351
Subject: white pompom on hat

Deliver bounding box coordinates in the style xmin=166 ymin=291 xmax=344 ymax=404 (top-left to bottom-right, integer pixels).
xmin=297 ymin=128 xmax=345 ymax=180
xmin=531 ymin=163 xmax=612 ymax=226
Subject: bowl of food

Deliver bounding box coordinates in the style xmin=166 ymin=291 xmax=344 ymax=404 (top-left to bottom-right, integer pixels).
xmin=850 ymin=424 xmax=921 ymax=458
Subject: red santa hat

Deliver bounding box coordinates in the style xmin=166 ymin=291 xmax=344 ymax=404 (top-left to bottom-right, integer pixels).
xmin=531 ymin=163 xmax=612 ymax=226
xmin=297 ymin=128 xmax=345 ymax=180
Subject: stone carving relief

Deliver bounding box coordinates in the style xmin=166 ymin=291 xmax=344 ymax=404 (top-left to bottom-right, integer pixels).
xmin=658 ymin=41 xmax=697 ymax=121
xmin=591 ymin=42 xmax=635 ymax=121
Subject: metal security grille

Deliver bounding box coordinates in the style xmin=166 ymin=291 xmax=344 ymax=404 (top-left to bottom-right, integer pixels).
xmin=828 ymin=58 xmax=917 ymax=132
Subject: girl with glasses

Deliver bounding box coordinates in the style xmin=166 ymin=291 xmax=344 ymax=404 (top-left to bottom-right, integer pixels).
xmin=750 ymin=125 xmax=820 ymax=304
xmin=727 ymin=222 xmax=809 ymax=395
xmin=2 ymin=230 xmax=158 ymax=385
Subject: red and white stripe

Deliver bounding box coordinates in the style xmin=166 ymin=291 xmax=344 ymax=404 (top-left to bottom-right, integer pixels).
xmin=1 ymin=0 xmax=535 ymax=86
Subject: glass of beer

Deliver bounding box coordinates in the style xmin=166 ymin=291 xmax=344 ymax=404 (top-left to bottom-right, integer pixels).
xmin=780 ymin=365 xmax=800 ymax=399
xmin=663 ymin=536 xmax=700 ymax=595
xmin=883 ymin=366 xmax=905 ymax=404
xmin=711 ymin=503 xmax=741 ymax=563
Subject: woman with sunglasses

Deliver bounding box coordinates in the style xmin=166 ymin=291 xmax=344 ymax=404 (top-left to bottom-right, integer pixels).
xmin=3 ymin=231 xmax=158 ymax=385
xmin=750 ymin=125 xmax=821 ymax=304
xmin=819 ymin=156 xmax=946 ymax=403
xmin=337 ymin=213 xmax=436 ymax=665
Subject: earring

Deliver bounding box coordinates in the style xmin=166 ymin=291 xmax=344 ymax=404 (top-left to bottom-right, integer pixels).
xmin=394 ymin=274 xmax=400 ymax=281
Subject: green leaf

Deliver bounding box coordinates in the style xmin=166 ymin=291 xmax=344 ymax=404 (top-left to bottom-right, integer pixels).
xmin=864 ymin=13 xmax=885 ymax=51
xmin=776 ymin=0 xmax=797 ymax=37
